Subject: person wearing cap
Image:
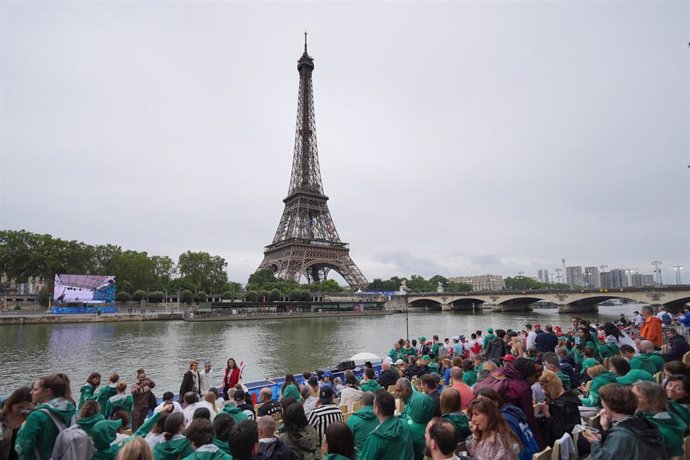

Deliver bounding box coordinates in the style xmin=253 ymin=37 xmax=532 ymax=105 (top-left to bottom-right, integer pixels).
xmin=306 ymin=386 xmax=343 ymax=447
xmin=91 ymin=407 xmax=168 ymax=460
xmin=199 ymin=360 xmax=214 ymax=395
xmin=321 ymin=371 xmax=335 ymax=393
xmin=483 ymin=328 xmax=496 ymax=350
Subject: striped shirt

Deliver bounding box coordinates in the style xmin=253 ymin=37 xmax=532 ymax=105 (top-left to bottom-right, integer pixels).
xmin=306 ymin=403 xmax=343 ymax=446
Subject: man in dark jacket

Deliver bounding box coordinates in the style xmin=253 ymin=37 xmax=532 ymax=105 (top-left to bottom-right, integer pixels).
xmin=378 ymin=361 xmax=400 ymax=389
xmin=663 ymin=329 xmax=690 ymax=362
xmin=535 ymin=325 xmax=559 ymax=354
xmin=485 ymin=329 xmax=510 ymax=361
xmin=582 ymin=383 xmax=669 ymax=460
xmin=257 ymin=416 xmax=292 ymax=460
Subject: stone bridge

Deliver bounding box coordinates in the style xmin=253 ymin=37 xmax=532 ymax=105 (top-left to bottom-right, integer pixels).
xmin=388 ymin=286 xmax=690 ymax=313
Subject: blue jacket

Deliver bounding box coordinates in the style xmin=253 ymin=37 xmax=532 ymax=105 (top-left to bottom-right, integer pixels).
xmin=501 ymin=404 xmax=539 ymax=460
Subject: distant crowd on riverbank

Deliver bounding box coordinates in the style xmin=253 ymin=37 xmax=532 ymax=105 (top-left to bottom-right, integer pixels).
xmin=2 ymin=305 xmax=690 ymax=460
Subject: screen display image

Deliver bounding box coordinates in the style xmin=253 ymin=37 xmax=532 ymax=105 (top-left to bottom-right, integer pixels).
xmin=53 ymin=274 xmax=116 ymax=304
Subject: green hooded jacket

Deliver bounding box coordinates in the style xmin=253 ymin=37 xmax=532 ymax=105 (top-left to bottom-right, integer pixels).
xmin=212 ymin=438 xmax=231 ymax=455
xmin=556 ymin=371 xmax=571 ymax=391
xmin=154 ymin=435 xmax=194 ymax=460
xmin=182 ymin=443 xmax=233 ymax=460
xmin=15 ymin=397 xmax=76 ymax=460
xmin=360 ymin=416 xmax=414 ymax=460
xmin=281 ymin=383 xmax=302 ymax=403
xmin=404 ymin=392 xmax=436 ymax=460
xmin=359 ymin=380 xmax=382 ymax=393
xmin=615 ymin=369 xmax=654 ymax=386
xmin=323 ymin=454 xmax=351 ymax=460
xmin=221 ymin=404 xmax=249 ymax=424
xmin=76 ymin=412 xmax=105 ymax=437
xmin=462 ymin=370 xmax=477 ymax=387
xmin=346 ymin=405 xmax=379 ymax=456
xmin=631 ymin=354 xmax=664 ymax=375
xmin=580 ymin=358 xmax=599 ymax=374
xmin=581 ymin=372 xmax=617 ymax=407
xmin=669 ymin=401 xmax=690 ymax=426
xmin=639 ymin=411 xmax=686 ymax=456
xmin=95 ymin=384 xmax=118 ymax=412
xmin=483 ymin=333 xmax=496 ymax=349
xmin=79 ymin=383 xmax=97 ymax=410
xmin=104 ymin=394 xmax=133 ymax=419
xmin=92 ymin=411 xmax=161 ymax=460
xmin=442 ymin=412 xmax=471 ymax=439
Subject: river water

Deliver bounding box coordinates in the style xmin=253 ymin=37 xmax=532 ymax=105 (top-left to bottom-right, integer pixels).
xmin=0 ymin=304 xmax=639 ymax=395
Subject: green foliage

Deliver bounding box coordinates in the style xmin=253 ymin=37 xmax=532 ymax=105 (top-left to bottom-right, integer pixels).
xmin=37 ymin=288 xmax=51 ymax=307
xmin=445 ymin=281 xmax=473 ymax=292
xmin=178 ymin=251 xmax=229 ymax=294
xmin=195 ymin=291 xmax=208 ymax=303
xmin=505 ymin=276 xmax=545 ymax=290
xmin=306 ymin=279 xmax=344 ymax=293
xmin=268 ymin=289 xmax=281 ymax=301
xmin=246 ymin=268 xmax=301 ymax=297
xmin=258 ymin=290 xmax=269 ymax=302
xmin=289 ymin=290 xmax=311 ymax=301
xmin=132 ymin=290 xmax=148 ymax=301
xmin=246 ymin=290 xmax=258 ymax=302
xmin=116 ymin=291 xmax=131 ymax=302
xmin=148 ymin=291 xmax=165 ymax=303
xmin=367 ymin=275 xmax=471 ymax=293
xmin=180 ymin=290 xmax=194 ymax=304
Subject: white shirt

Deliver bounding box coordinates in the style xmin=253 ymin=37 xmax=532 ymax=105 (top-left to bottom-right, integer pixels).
xmin=182 ymin=401 xmax=216 ymax=427
xmin=199 ymin=368 xmax=215 ymax=394
xmin=526 ymin=331 xmax=537 ymax=350
xmin=153 ymin=400 xmax=183 ymax=415
xmin=634 ymin=314 xmax=644 ymax=327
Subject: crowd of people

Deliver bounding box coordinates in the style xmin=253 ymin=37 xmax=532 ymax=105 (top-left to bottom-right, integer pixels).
xmin=2 ymin=304 xmax=690 ymax=460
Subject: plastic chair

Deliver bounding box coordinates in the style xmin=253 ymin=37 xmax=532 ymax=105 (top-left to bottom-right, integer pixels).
xmin=532 ymin=446 xmax=552 ymax=460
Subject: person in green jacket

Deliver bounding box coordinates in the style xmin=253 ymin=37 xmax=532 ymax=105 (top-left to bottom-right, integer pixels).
xmin=154 ymin=412 xmax=194 ymax=460
xmin=76 ymin=399 xmax=105 ymax=437
xmin=221 ymin=401 xmax=249 ymax=424
xmin=580 ymin=365 xmax=618 ymax=407
xmin=92 ymin=410 xmax=164 ymax=460
xmin=78 ymin=372 xmax=101 ymax=410
xmin=389 ymin=342 xmax=404 ymax=362
xmin=636 ymin=341 xmax=666 ymax=373
xmin=359 ymin=369 xmax=382 ymax=393
xmin=609 ymin=356 xmax=654 ymax=386
xmin=322 ymin=421 xmax=355 ymax=460
xmin=346 ymin=392 xmax=379 ymax=458
xmin=95 ymin=373 xmax=119 ymax=413
xmin=462 ymin=361 xmax=477 ymax=388
xmin=280 ymin=375 xmax=302 ymax=403
xmin=211 ymin=413 xmax=235 ymax=455
xmin=105 ymin=381 xmax=133 ymax=419
xmin=405 ymin=387 xmax=436 ymax=460
xmin=360 ymin=391 xmax=414 ymax=460
xmin=483 ymin=328 xmax=496 ymax=350
xmin=183 ymin=418 xmax=233 ymax=460
xmin=439 ymin=387 xmax=470 ymax=439
xmin=15 ymin=374 xmax=76 ymax=460
xmin=632 ymin=381 xmax=687 ymax=457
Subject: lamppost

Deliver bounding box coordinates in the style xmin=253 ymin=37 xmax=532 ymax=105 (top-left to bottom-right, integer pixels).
xmin=673 ymin=266 xmax=684 ymax=285
xmin=584 ymin=271 xmax=591 ymax=289
xmin=652 ymin=261 xmax=663 ymax=285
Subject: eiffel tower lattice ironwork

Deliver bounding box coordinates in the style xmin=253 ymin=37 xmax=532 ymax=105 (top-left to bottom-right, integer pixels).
xmin=257 ymin=35 xmax=368 ymax=290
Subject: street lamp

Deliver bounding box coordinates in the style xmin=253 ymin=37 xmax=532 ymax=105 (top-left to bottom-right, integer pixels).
xmin=673 ymin=266 xmax=684 ymax=285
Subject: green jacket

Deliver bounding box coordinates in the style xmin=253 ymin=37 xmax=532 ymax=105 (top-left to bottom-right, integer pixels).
xmin=580 ymin=357 xmax=599 ymax=374
xmin=630 ymin=354 xmax=664 ymax=375
xmin=346 ymin=406 xmax=379 ymax=457
xmin=403 ymin=391 xmax=435 ymax=460
xmin=638 ymin=411 xmax=686 ymax=457
xmin=182 ymin=444 xmax=233 ymax=460
xmin=556 ymin=371 xmax=571 ymax=391
xmin=442 ymin=412 xmax=471 ymax=439
xmin=598 ymin=343 xmax=619 ymax=359
xmin=105 ymin=394 xmax=133 ymax=419
xmin=615 ymin=369 xmax=654 ymax=386
xmin=154 ymin=435 xmax=194 ymax=460
xmin=360 ymin=416 xmax=414 ymax=460
xmin=670 ymin=401 xmax=690 ymax=426
xmin=281 ymin=383 xmax=302 ymax=403
xmin=95 ymin=384 xmax=118 ymax=412
xmin=221 ymin=404 xmax=249 ymax=424
xmin=15 ymin=397 xmax=76 ymax=460
xmin=76 ymin=412 xmax=105 ymax=437
xmin=389 ymin=348 xmax=403 ymax=361
xmin=581 ymin=372 xmax=617 ymax=407
xmin=79 ymin=383 xmax=97 ymax=410
xmin=589 ymin=416 xmax=668 ymax=460
xmin=359 ymin=380 xmax=382 ymax=393
xmin=401 ymin=346 xmax=416 ymax=358
xmin=462 ymin=370 xmax=477 ymax=387
xmin=323 ymin=454 xmax=351 ymax=460
xmin=483 ymin=334 xmax=496 ymax=349
xmin=92 ymin=411 xmax=161 ymax=460
xmin=212 ymin=438 xmax=231 ymax=455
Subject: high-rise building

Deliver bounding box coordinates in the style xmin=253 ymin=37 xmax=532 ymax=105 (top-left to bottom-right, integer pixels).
xmin=566 ymin=266 xmax=584 ymax=288
xmin=644 ymin=274 xmax=655 ymax=286
xmin=600 ymin=271 xmax=612 ymax=288
xmin=584 ymin=266 xmax=601 ymax=289
xmin=537 ymin=269 xmax=550 ymax=284
xmin=610 ymin=269 xmax=629 ymax=288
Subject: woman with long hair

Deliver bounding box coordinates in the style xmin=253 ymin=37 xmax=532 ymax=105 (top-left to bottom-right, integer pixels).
xmin=0 ymin=386 xmax=32 ymax=460
xmin=79 ymin=372 xmax=101 ymax=410
xmin=339 ymin=371 xmax=362 ymax=412
xmin=322 ymin=421 xmax=355 ymax=460
xmin=439 ymin=387 xmax=470 ymax=439
xmin=280 ymin=374 xmax=302 ymax=402
xmin=466 ymin=398 xmax=522 ymax=460
xmin=602 ymin=322 xmax=637 ymax=351
xmin=105 ymin=382 xmax=133 ymax=420
xmin=222 ymin=358 xmax=241 ymax=399
xmin=277 ymin=402 xmax=319 ymax=460
xmin=152 ymin=412 xmax=193 ymax=460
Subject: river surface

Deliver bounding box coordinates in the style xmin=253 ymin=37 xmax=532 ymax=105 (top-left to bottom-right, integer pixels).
xmin=0 ymin=304 xmax=639 ymax=396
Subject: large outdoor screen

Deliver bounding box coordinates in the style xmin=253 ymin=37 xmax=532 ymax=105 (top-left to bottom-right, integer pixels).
xmin=53 ymin=274 xmax=116 ymax=304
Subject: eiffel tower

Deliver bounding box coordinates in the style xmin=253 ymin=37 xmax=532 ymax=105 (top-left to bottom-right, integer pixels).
xmin=257 ymin=35 xmax=368 ymax=291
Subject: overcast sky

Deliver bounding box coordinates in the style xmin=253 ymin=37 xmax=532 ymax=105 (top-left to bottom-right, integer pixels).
xmin=1 ymin=1 xmax=688 ymax=286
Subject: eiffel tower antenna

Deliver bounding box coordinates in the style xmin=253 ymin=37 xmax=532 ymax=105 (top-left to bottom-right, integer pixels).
xmin=256 ymin=38 xmax=368 ymax=290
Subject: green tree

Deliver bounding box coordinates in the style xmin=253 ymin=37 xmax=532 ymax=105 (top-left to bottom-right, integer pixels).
xmin=445 ymin=281 xmax=473 ymax=292
xmin=505 ymin=276 xmax=544 ymax=290
xmin=246 ymin=290 xmax=258 ymax=302
xmin=116 ymin=291 xmax=131 ymax=302
xmin=178 ymin=251 xmax=229 ymax=293
xmin=268 ymin=289 xmax=281 ymax=301
xmin=195 ymin=291 xmax=208 ymax=303
xmin=180 ymin=289 xmax=194 ymax=304
xmin=306 ymin=279 xmax=344 ymax=293
xmin=132 ymin=290 xmax=148 ymax=301
xmin=38 ymin=287 xmax=51 ymax=307
xmin=148 ymin=291 xmax=165 ymax=303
